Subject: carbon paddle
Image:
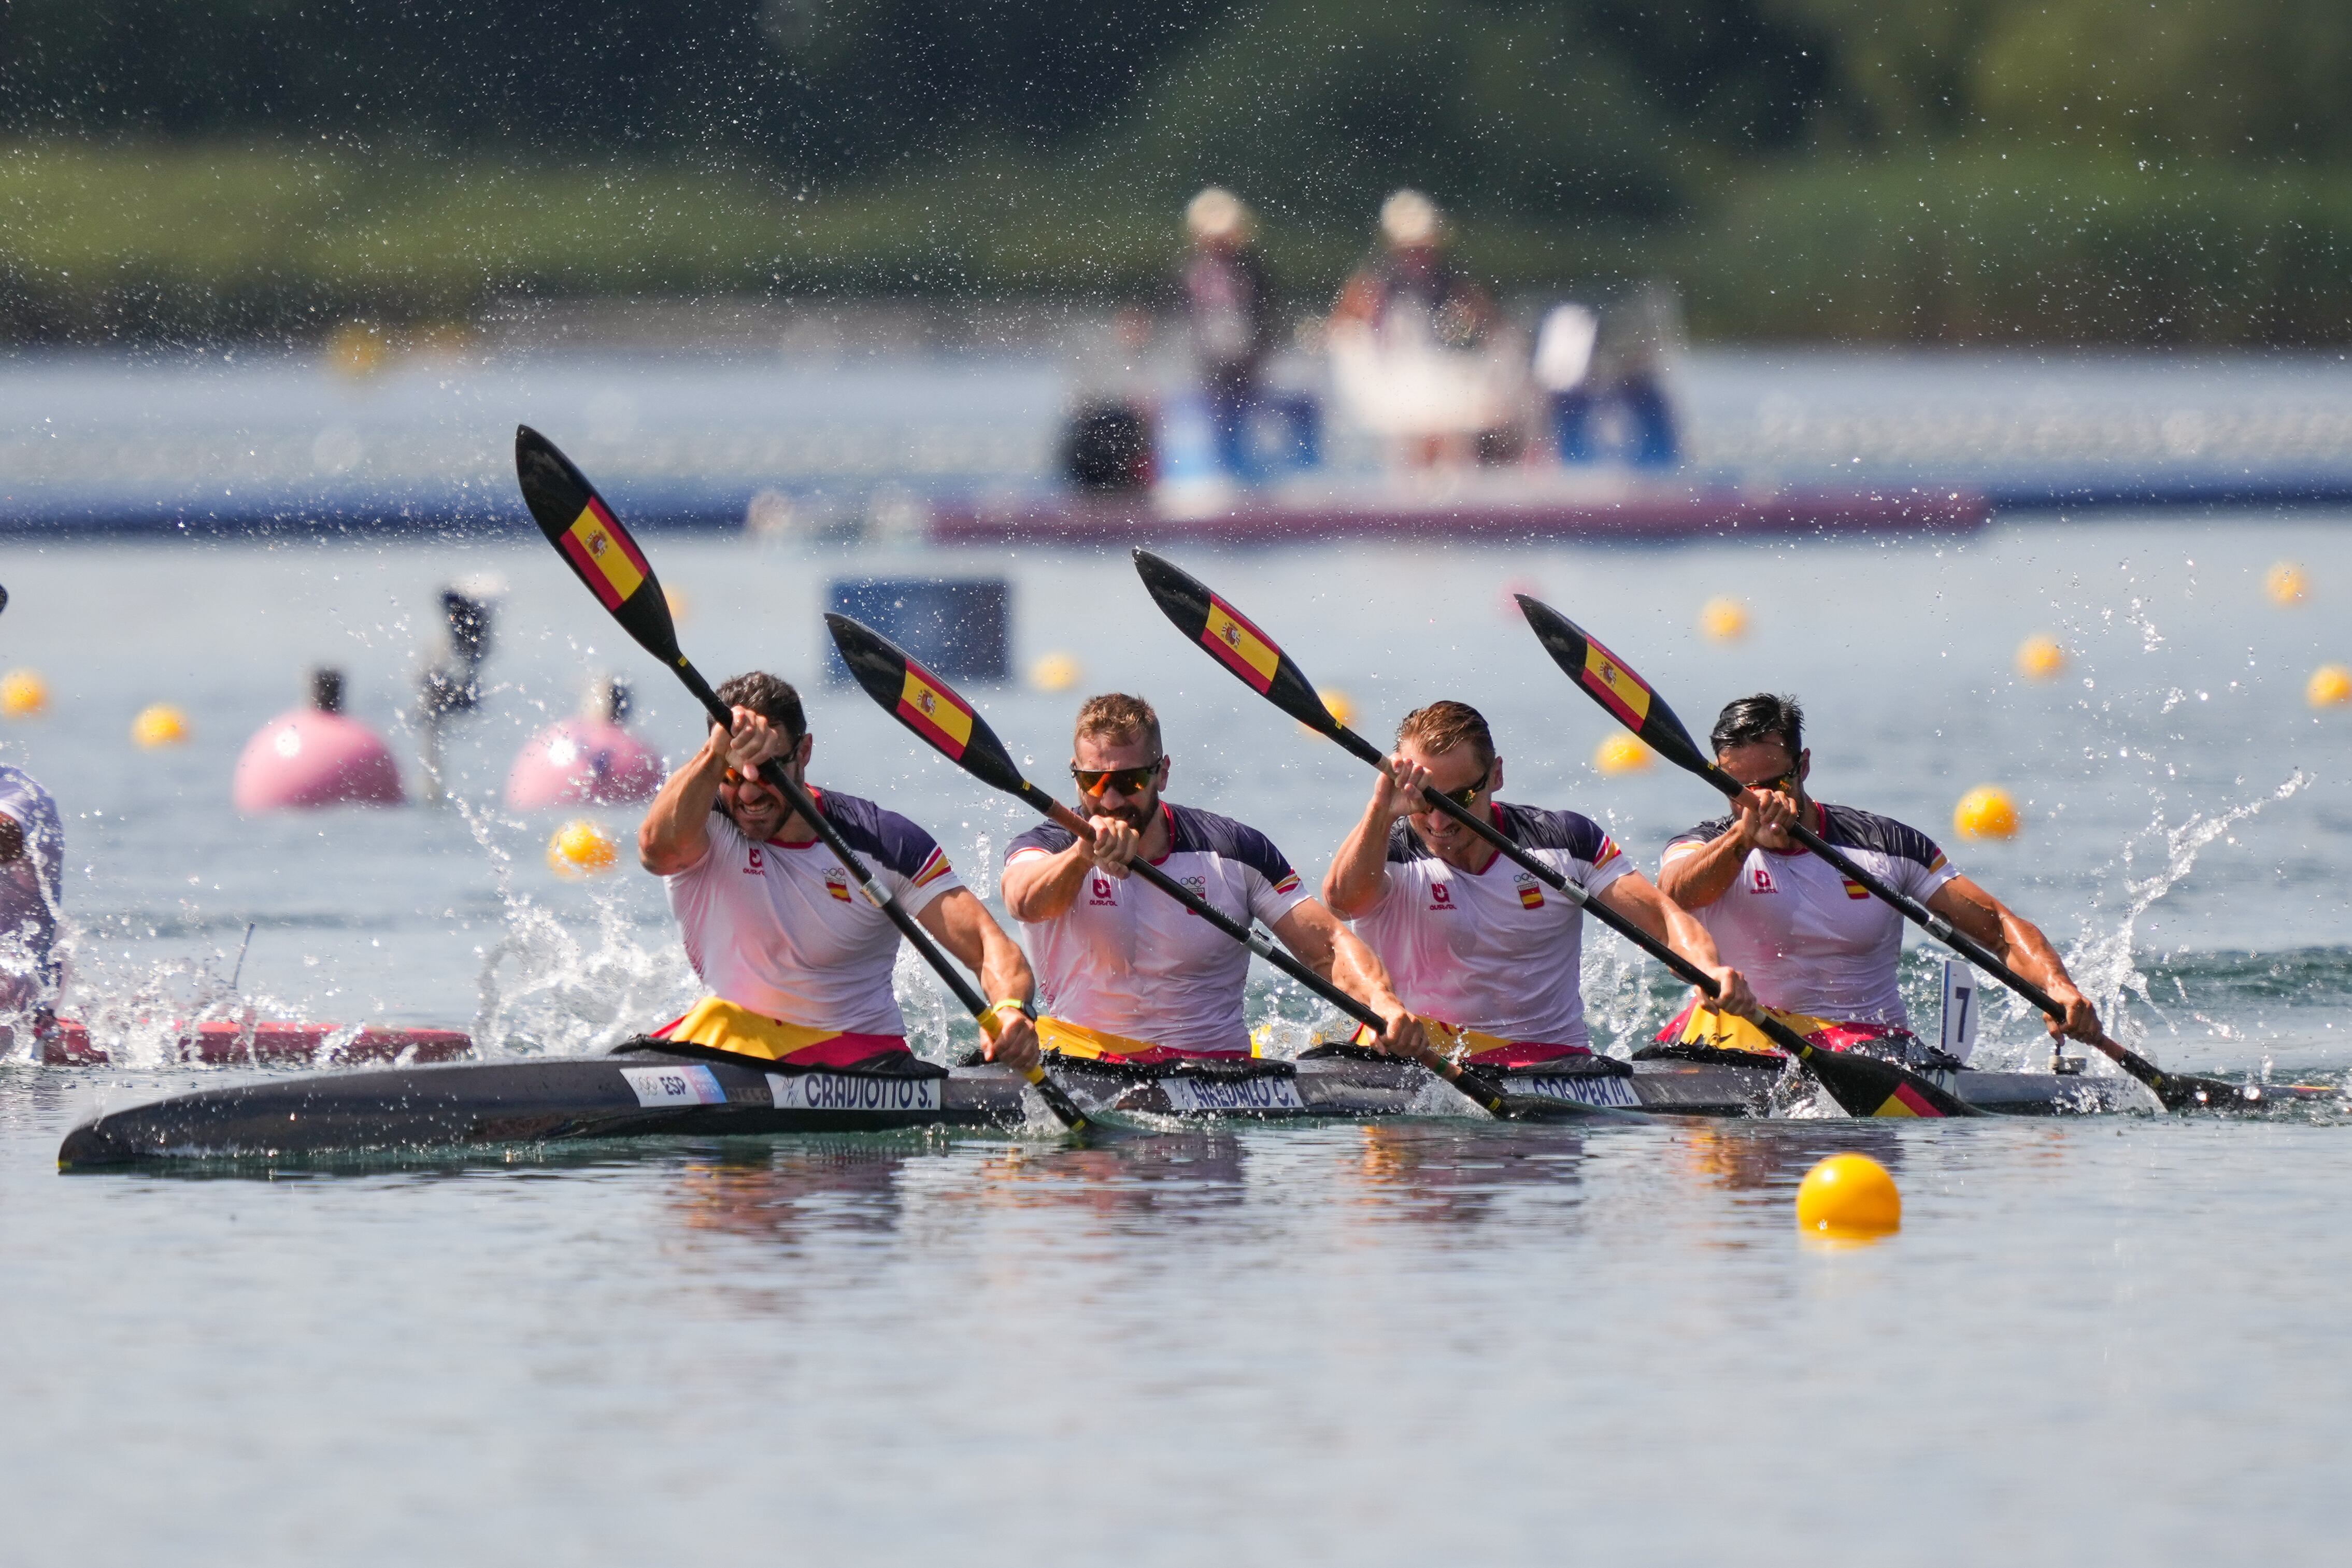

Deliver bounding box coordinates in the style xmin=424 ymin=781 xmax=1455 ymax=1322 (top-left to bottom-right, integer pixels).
xmin=825 ymin=611 xmax=1625 ymax=1121
xmin=511 ymin=425 xmax=1091 ymax=1134
xmin=1513 ymin=591 xmax=2269 ymax=1113
xmin=1132 ymin=548 xmax=1977 ymax=1120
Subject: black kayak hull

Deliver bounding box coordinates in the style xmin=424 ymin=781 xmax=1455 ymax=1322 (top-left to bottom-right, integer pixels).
xmin=55 ymin=1047 xmax=2163 ymax=1166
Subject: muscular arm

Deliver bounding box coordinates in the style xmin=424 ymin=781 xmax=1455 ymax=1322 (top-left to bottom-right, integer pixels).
xmin=1594 ymin=873 xmax=1756 ymax=1018
xmin=638 ymin=726 xmax=726 ymax=875
xmin=1001 ymin=841 xmax=1093 ymax=922
xmin=1926 ymin=875 xmax=2100 ymax=1042
xmin=914 ymin=888 xmax=1040 ymax=1072
xmin=1324 ymin=757 xmax=1422 ymax=918
xmin=1271 ymin=899 xmax=1425 ymax=1058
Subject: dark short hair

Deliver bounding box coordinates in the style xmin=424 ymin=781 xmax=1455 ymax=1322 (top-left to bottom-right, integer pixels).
xmin=1710 ymin=693 xmax=1802 ymax=760
xmin=1396 ymin=700 xmax=1495 ymax=767
xmin=713 ymin=671 xmax=806 ymax=740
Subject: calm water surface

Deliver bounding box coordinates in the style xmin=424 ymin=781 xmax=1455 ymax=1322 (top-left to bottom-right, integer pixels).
xmin=2 ymin=513 xmax=2349 ymax=1562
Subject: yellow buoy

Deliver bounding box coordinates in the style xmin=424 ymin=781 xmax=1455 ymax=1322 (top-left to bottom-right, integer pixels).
xmin=2308 ymin=664 xmax=2352 ymax=708
xmin=663 ymin=585 xmax=692 ymax=623
xmin=1699 ymin=596 xmax=1749 ymax=642
xmin=1302 ymin=687 xmax=1356 ymax=737
xmin=131 ymin=703 xmax=190 ymax=748
xmin=1029 ymin=651 xmax=1082 ymax=693
xmin=2265 ymin=561 xmax=2309 ymax=607
xmin=0 ymin=669 xmax=49 ymax=719
xmin=2015 ymin=634 xmax=2068 ymax=681
xmin=1952 ymin=785 xmax=2020 ymax=840
xmin=327 ymin=321 xmax=389 ymax=378
xmin=1795 ymin=1153 xmax=1901 ymax=1237
xmin=547 ymin=817 xmax=620 ymax=877
xmin=1593 ymin=732 xmax=1653 ymax=775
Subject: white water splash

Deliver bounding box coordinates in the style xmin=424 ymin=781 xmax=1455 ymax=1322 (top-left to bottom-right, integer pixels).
xmin=2063 ymin=771 xmax=2308 ymax=1051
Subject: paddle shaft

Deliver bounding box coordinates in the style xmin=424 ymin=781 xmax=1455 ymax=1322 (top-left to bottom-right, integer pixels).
xmin=1318 ymin=723 xmax=1837 ymax=1063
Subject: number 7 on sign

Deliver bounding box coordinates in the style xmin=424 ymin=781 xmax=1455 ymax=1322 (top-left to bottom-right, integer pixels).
xmin=1940 ymin=960 xmax=1979 ymax=1064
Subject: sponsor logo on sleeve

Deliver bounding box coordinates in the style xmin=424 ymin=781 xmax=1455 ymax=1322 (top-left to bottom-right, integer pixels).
xmin=910 ymin=846 xmax=953 ymax=888
xmin=1272 ymin=869 xmax=1301 ymax=895
xmin=619 ymin=1063 xmax=729 ymax=1108
xmin=1591 ymin=835 xmax=1622 ymax=869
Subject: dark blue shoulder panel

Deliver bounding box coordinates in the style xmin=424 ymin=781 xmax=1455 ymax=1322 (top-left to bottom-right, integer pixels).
xmin=1167 ymin=802 xmax=1299 ymax=885
xmin=819 ymin=789 xmax=945 ymax=878
xmin=1821 ymin=803 xmax=1946 ymax=869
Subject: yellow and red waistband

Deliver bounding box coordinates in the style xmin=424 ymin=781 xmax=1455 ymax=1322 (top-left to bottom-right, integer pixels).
xmin=1350 ymin=1016 xmax=1596 ymax=1069
xmin=655 ymin=996 xmax=911 ymax=1067
xmin=1657 ymin=1000 xmax=1914 ymax=1057
xmin=1037 ymin=1015 xmax=1249 ymax=1066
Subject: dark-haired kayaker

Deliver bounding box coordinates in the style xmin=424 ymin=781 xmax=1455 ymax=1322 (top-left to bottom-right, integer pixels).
xmin=638 ymin=671 xmax=1039 ymax=1072
xmin=1656 ymin=692 xmax=2098 ymax=1062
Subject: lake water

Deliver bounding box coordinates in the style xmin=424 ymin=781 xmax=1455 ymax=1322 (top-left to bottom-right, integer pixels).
xmin=2 ymin=509 xmax=2349 ymax=1561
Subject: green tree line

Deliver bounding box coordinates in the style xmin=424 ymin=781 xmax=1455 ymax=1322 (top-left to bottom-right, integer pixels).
xmin=2 ymin=1 xmax=2348 ymax=341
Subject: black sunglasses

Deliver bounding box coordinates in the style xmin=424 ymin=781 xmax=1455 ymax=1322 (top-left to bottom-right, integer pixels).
xmin=1423 ymin=766 xmax=1492 ymax=811
xmin=1072 ymin=758 xmax=1163 ymax=797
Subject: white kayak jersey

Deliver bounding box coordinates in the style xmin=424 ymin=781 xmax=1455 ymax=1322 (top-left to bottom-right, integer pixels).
xmin=1349 ymin=801 xmax=1633 ymax=1049
xmin=1007 ymin=802 xmax=1313 ymax=1054
xmin=0 ymin=765 xmax=63 ymax=1009
xmin=1662 ymin=802 xmax=1958 ymax=1029
xmin=664 ymin=788 xmax=962 ymax=1036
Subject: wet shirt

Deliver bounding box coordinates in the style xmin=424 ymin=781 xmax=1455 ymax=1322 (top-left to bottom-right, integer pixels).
xmin=0 ymin=765 xmax=63 ymax=1004
xmin=664 ymin=788 xmax=961 ymax=1037
xmin=1006 ymin=803 xmax=1312 ymax=1054
xmin=1349 ymin=802 xmax=1632 ymax=1049
xmin=1662 ymin=802 xmax=1957 ymax=1029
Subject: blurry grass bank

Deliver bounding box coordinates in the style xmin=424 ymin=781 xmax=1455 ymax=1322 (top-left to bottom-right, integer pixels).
xmin=3 ymin=140 xmax=2348 ymax=346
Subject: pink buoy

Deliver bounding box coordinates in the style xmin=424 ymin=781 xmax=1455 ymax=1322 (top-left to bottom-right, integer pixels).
xmin=232 ymin=668 xmax=405 ymax=811
xmin=505 ymin=718 xmax=663 ymax=808
xmin=506 ymin=675 xmax=664 ymax=809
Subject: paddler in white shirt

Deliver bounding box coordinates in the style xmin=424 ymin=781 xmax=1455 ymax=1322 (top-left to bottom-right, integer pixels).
xmin=1001 ymin=692 xmax=1424 ymax=1064
xmin=1655 ymin=693 xmax=2099 ymax=1063
xmin=637 ymin=671 xmax=1040 ymax=1073
xmin=1324 ymin=700 xmax=1756 ymax=1068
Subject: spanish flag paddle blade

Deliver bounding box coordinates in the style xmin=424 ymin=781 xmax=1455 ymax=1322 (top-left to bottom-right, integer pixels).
xmin=514 ymin=425 xmax=681 ymax=667
xmin=825 ymin=612 xmax=1056 ymax=814
xmin=1132 ymin=549 xmax=1355 ymax=745
xmin=1791 ymin=1038 xmax=1980 ymax=1118
xmin=1514 ymin=594 xmax=1723 ymax=786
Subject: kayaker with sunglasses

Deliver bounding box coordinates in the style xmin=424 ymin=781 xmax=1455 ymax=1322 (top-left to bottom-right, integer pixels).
xmin=1323 ymin=700 xmax=1755 ymax=1068
xmin=1001 ymin=692 xmax=1424 ymax=1064
xmin=1652 ymin=692 xmax=2099 ymax=1064
xmin=637 ymin=671 xmax=1040 ymax=1073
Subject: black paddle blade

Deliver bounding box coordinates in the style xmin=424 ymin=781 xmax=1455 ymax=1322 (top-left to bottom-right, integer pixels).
xmin=824 ymin=613 xmax=1035 ymax=800
xmin=1514 ymin=594 xmax=1725 ymax=784
xmin=1133 ymin=548 xmax=1346 ymax=738
xmin=515 ymin=425 xmax=681 ymax=666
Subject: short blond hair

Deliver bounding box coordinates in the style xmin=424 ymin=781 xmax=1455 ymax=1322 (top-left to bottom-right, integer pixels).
xmin=1396 ymin=700 xmax=1493 ymax=767
xmin=1074 ymin=692 xmax=1161 ymax=753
